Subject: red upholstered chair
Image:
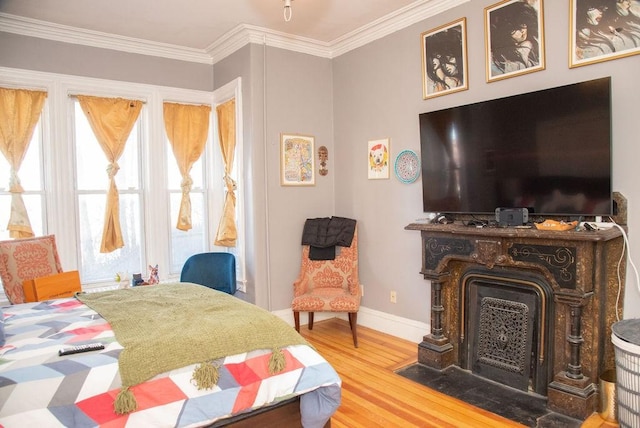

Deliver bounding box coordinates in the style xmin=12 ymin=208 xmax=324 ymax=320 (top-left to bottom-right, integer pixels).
xmin=0 ymin=235 xmax=63 ymax=304
xmin=292 ymin=228 xmax=361 ymax=347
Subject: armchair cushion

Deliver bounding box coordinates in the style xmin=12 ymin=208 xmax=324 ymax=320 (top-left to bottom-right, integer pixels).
xmin=0 ymin=235 xmax=63 ymax=304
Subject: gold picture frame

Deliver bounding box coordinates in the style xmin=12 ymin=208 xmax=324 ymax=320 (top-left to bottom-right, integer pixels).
xmin=368 ymin=138 xmax=390 ymax=180
xmin=569 ymin=0 xmax=640 ymax=68
xmin=485 ymin=0 xmax=546 ymax=82
xmin=280 ymin=133 xmax=315 ymax=186
xmin=421 ymin=17 xmax=469 ymax=99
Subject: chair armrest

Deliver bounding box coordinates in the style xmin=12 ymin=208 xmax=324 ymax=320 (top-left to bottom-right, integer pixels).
xmin=293 ymin=277 xmax=310 ymax=296
xmin=347 ymin=278 xmax=361 ymax=297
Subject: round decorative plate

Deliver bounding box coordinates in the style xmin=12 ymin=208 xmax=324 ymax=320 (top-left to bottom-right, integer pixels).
xmin=394 ymin=150 xmax=421 ymax=183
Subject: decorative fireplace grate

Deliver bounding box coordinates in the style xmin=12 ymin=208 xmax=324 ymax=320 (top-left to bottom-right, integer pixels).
xmin=465 ymin=271 xmax=546 ymax=393
xmin=477 ymin=297 xmax=529 ymax=375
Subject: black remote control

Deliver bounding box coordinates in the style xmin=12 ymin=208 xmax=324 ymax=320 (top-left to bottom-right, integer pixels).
xmin=58 ymin=343 xmax=105 ymax=356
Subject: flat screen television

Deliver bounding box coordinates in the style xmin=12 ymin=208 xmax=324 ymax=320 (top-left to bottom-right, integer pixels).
xmin=419 ymin=77 xmax=612 ymax=216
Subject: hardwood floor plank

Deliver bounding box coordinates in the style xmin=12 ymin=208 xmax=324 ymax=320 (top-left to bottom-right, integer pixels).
xmin=299 ymin=317 xmax=616 ymax=427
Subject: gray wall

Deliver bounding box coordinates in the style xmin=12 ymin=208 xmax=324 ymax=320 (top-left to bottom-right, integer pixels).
xmin=214 ymin=44 xmax=334 ymax=311
xmin=332 ymin=0 xmax=640 ymax=322
xmin=0 ymin=32 xmax=213 ymax=90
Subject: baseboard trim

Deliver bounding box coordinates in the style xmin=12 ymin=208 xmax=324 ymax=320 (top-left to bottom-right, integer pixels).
xmin=273 ymin=306 xmax=429 ymax=344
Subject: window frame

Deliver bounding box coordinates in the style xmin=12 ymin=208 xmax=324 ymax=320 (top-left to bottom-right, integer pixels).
xmin=0 ymin=67 xmax=245 ymax=298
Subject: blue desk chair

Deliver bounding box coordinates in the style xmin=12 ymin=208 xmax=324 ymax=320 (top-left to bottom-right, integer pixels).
xmin=180 ymin=252 xmax=236 ymax=295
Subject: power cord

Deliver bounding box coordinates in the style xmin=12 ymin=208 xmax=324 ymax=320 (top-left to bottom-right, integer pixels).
xmin=610 ymin=218 xmax=640 ymax=322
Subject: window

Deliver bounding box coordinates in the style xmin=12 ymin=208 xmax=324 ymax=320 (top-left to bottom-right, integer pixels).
xmin=0 ymin=120 xmax=45 ymax=241
xmin=167 ymin=129 xmax=209 ymax=273
xmin=73 ymin=101 xmax=144 ymax=283
xmin=0 ymin=69 xmax=244 ymax=297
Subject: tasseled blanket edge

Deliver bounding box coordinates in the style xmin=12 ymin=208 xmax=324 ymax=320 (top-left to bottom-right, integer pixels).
xmin=114 ymin=349 xmax=288 ymax=415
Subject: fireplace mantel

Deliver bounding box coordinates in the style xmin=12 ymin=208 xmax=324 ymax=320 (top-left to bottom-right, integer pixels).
xmin=405 ymin=222 xmax=626 ymax=420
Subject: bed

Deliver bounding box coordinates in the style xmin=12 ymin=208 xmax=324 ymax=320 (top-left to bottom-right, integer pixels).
xmin=0 ymin=282 xmax=341 ymax=427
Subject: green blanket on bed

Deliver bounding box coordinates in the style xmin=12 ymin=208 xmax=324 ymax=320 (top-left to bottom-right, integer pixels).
xmin=77 ymin=282 xmax=308 ymax=414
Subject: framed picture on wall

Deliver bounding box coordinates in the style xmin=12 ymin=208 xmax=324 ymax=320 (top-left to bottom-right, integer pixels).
xmin=421 ymin=17 xmax=469 ymax=99
xmin=485 ymin=0 xmax=545 ymax=82
xmin=569 ymin=0 xmax=640 ymax=68
xmin=280 ymin=133 xmax=315 ymax=186
xmin=368 ymin=138 xmax=390 ymax=180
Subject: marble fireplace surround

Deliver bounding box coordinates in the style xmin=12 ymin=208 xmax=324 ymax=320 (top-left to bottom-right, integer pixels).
xmin=405 ymin=222 xmax=626 ymax=420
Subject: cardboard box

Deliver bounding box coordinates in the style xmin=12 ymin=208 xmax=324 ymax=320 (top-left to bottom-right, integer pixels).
xmin=23 ymin=270 xmax=82 ymax=302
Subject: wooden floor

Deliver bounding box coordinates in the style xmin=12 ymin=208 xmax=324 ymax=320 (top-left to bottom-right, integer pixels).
xmin=299 ymin=318 xmax=619 ymax=428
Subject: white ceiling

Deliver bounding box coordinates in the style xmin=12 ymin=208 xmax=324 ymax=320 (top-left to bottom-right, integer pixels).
xmin=0 ymin=0 xmax=466 ymax=62
xmin=0 ymin=0 xmax=438 ymax=49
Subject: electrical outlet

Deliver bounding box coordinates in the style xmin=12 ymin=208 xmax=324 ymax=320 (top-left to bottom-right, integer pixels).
xmin=390 ymin=291 xmax=397 ymax=303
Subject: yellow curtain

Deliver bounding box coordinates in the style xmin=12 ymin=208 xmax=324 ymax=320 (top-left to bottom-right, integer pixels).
xmin=214 ymin=99 xmax=237 ymax=247
xmin=77 ymin=95 xmax=142 ymax=253
xmin=0 ymin=87 xmax=47 ymax=238
xmin=163 ymin=102 xmax=211 ymax=231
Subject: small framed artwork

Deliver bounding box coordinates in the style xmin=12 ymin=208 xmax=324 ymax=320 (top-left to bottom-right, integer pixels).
xmin=280 ymin=133 xmax=315 ymax=186
xmin=421 ymin=17 xmax=469 ymax=99
xmin=569 ymin=0 xmax=640 ymax=68
xmin=485 ymin=0 xmax=545 ymax=82
xmin=368 ymin=138 xmax=390 ymax=180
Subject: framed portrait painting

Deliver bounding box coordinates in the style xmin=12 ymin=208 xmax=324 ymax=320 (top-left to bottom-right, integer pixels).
xmin=570 ymin=0 xmax=640 ymax=68
xmin=485 ymin=0 xmax=546 ymax=82
xmin=280 ymin=133 xmax=315 ymax=186
xmin=368 ymin=138 xmax=390 ymax=180
xmin=421 ymin=18 xmax=469 ymax=99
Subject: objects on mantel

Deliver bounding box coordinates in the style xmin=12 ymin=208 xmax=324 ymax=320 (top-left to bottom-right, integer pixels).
xmin=534 ymin=220 xmax=578 ymax=231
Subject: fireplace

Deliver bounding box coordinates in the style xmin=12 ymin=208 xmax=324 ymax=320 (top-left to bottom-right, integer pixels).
xmin=405 ymin=222 xmax=626 ymax=420
xmin=462 ymin=268 xmax=552 ymax=395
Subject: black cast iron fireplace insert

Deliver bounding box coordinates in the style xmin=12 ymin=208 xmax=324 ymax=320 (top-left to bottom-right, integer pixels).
xmin=461 ymin=268 xmax=554 ymax=396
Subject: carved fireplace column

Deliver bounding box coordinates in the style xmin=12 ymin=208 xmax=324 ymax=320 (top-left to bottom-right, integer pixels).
xmin=418 ymin=273 xmax=455 ymax=369
xmin=548 ymin=295 xmax=597 ymax=417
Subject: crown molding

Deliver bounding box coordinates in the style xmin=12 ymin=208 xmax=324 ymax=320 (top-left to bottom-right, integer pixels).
xmin=329 ymin=0 xmax=469 ymax=58
xmin=207 ymin=24 xmax=333 ymax=64
xmin=0 ymin=0 xmax=468 ymax=65
xmin=0 ymin=12 xmax=213 ymax=64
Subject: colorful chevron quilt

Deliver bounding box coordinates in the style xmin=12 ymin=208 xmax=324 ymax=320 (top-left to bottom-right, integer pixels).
xmin=0 ymin=296 xmax=341 ymax=427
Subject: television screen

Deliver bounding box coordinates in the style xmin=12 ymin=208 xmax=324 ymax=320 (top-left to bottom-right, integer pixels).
xmin=419 ymin=77 xmax=612 ymax=216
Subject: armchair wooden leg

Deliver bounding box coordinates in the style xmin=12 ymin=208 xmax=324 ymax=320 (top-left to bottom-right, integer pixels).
xmin=294 ymin=311 xmax=300 ymax=332
xmin=308 ymin=312 xmax=314 ymax=330
xmin=348 ymin=312 xmax=359 ymax=348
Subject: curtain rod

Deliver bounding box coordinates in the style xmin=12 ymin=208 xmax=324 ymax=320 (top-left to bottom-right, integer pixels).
xmin=67 ymin=94 xmax=147 ymax=104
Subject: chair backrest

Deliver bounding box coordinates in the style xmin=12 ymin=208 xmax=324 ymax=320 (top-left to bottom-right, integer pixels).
xmin=0 ymin=235 xmax=64 ymax=304
xmin=180 ymin=252 xmax=236 ymax=295
xmin=300 ymin=228 xmax=359 ymax=294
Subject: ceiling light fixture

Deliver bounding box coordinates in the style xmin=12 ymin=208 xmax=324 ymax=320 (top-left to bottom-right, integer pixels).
xmin=283 ymin=0 xmax=293 ymax=22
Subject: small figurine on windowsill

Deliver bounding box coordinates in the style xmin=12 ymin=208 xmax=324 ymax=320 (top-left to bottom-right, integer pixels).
xmin=148 ymin=264 xmax=159 ymax=285
xmin=131 ymin=273 xmax=146 ymax=286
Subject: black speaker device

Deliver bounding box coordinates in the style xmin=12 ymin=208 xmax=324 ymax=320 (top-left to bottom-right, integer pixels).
xmin=495 ymin=208 xmax=529 ymax=226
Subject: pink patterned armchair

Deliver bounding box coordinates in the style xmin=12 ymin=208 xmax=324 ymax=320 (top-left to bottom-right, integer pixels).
xmin=0 ymin=235 xmax=63 ymax=304
xmin=292 ymin=227 xmax=361 ymax=347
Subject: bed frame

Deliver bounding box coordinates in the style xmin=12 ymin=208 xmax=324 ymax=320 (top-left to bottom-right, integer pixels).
xmin=211 ymin=396 xmax=331 ymax=427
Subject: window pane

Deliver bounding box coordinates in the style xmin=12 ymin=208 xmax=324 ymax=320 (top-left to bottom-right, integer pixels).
xmin=169 ymin=191 xmax=206 ymax=274
xmin=75 ymin=103 xmax=139 ymax=191
xmin=78 ymin=193 xmax=142 ymax=282
xmin=0 ymin=120 xmax=44 ymax=240
xmin=166 ymin=145 xmax=203 ymax=190
xmin=0 ymin=195 xmax=9 ymax=239
xmin=0 ymin=194 xmax=42 ymax=240
xmin=19 ymin=122 xmax=43 ymax=191
xmin=74 ymin=101 xmax=144 ymax=283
